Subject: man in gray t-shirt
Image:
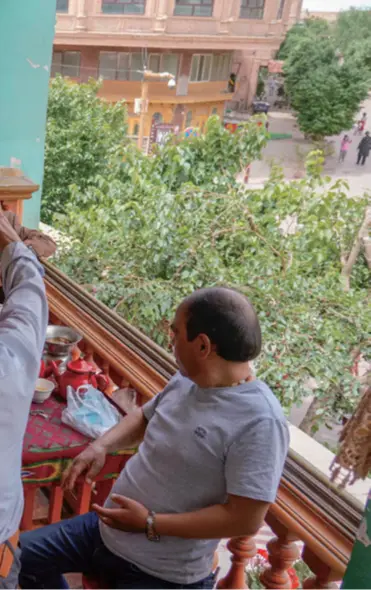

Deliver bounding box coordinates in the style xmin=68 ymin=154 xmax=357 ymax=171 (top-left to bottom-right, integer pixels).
xmin=20 ymin=287 xmax=289 ymax=589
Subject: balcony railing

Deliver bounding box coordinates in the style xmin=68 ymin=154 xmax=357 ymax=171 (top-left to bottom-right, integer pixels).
xmin=40 ymin=261 xmax=363 ymax=588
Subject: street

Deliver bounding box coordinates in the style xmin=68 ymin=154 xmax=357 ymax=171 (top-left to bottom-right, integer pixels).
xmin=249 ymin=95 xmax=371 ymax=199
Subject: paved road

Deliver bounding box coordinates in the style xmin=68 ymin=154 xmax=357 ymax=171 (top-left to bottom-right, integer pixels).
xmin=249 ymin=96 xmax=371 ymax=199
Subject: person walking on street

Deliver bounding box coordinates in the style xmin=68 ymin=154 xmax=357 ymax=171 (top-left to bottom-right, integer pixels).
xmin=339 ymin=134 xmax=352 ymax=163
xmin=354 ymin=112 xmax=367 ymax=136
xmin=356 ymin=131 xmax=371 ymax=166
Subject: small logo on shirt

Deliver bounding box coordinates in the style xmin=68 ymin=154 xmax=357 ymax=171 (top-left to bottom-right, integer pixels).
xmin=194 ymin=426 xmax=207 ymax=439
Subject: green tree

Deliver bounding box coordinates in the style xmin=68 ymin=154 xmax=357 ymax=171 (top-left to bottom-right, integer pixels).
xmin=277 ymin=18 xmax=332 ymax=60
xmin=42 ymin=76 xmax=128 ymax=223
xmin=51 ymin=148 xmax=371 ymax=434
xmin=283 ymin=35 xmax=369 ymax=139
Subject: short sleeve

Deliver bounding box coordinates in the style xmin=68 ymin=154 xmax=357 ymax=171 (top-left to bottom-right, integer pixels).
xmin=141 ymin=373 xmax=180 ymax=422
xmin=225 ymin=418 xmax=289 ymax=503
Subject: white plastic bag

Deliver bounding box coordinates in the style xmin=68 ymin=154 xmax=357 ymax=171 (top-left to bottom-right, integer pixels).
xmin=61 ymin=385 xmax=120 ymax=439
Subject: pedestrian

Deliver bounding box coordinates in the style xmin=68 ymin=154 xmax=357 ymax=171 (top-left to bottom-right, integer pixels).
xmin=0 ymin=212 xmax=48 ymax=588
xmin=356 ymin=131 xmax=371 ymax=166
xmin=339 ymin=134 xmax=352 ymax=162
xmin=339 ymin=134 xmax=352 ymax=163
xmin=19 ymin=287 xmax=289 ymax=589
xmin=354 ymin=112 xmax=367 ymax=136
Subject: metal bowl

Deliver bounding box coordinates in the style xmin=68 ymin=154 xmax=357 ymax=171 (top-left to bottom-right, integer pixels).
xmin=44 ymin=325 xmax=82 ymax=357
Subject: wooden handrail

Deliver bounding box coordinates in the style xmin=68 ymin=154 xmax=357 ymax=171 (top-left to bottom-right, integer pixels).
xmin=44 ymin=262 xmax=363 ymax=590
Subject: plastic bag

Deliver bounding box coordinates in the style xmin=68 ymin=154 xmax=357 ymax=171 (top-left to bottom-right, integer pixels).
xmin=61 ymin=384 xmax=120 ymax=439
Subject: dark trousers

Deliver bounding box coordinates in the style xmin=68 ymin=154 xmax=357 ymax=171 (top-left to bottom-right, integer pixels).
xmin=19 ymin=512 xmax=215 ymax=589
xmin=357 ymin=152 xmax=367 ymax=165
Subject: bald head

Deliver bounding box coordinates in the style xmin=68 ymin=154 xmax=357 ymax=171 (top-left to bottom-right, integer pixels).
xmin=182 ymin=287 xmax=262 ymax=362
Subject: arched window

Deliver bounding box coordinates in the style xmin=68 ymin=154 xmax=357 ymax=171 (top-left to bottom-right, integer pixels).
xmin=185 ymin=110 xmax=193 ymax=127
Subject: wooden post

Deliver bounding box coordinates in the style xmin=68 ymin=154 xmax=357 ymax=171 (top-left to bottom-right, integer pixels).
xmin=217 ymin=536 xmax=257 ymax=589
xmin=0 ymin=168 xmax=39 ymax=224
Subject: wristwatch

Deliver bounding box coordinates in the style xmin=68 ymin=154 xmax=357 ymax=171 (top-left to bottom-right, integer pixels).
xmin=145 ymin=510 xmax=161 ymax=542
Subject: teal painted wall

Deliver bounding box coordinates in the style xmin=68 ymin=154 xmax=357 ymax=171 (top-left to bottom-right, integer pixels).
xmin=0 ymin=0 xmax=56 ymax=227
xmin=342 ymin=491 xmax=371 ymax=589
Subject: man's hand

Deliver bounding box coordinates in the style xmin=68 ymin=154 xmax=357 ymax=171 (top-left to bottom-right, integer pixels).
xmin=0 ymin=211 xmax=21 ymax=251
xmin=93 ymin=494 xmax=148 ymax=533
xmin=61 ymin=442 xmax=107 ymax=491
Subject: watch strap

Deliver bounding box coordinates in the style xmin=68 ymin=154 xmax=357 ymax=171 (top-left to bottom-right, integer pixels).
xmin=145 ymin=510 xmax=160 ymax=542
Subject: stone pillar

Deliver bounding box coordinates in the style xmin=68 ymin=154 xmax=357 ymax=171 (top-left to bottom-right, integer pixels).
xmin=76 ymin=0 xmax=88 ymax=30
xmin=152 ymin=0 xmax=169 ymax=32
xmin=0 ymin=0 xmax=56 ymax=227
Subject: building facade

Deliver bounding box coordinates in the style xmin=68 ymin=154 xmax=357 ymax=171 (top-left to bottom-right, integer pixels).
xmin=53 ymin=0 xmax=301 ymax=140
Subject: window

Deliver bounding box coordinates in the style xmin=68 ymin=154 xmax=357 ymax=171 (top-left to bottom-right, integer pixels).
xmin=240 ymin=0 xmax=265 ymax=19
xmin=174 ymin=0 xmax=213 ymax=17
xmin=51 ymin=51 xmax=80 ymax=77
xmin=212 ymin=107 xmax=218 ymax=115
xmin=148 ymin=54 xmax=161 ymax=73
xmin=277 ymin=0 xmax=285 ymax=19
xmin=152 ymin=112 xmax=163 ymax=123
xmin=56 ymin=0 xmax=69 ymax=12
xmin=148 ymin=54 xmax=179 ymax=77
xmin=162 ymin=54 xmax=179 ymax=77
xmin=210 ymin=54 xmax=231 ymax=81
xmin=133 ymin=123 xmax=139 ymax=136
xmin=98 ymin=52 xmax=144 ymax=81
xmin=102 ymin=0 xmax=146 ymax=14
xmin=190 ymin=54 xmax=212 ymax=82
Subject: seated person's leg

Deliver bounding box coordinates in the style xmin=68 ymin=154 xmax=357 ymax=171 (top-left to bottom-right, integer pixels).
xmin=19 ymin=512 xmax=101 ymax=589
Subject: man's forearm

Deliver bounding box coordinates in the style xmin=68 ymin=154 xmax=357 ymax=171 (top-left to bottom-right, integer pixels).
xmin=155 ymin=503 xmax=263 ymax=540
xmin=94 ymin=408 xmax=147 ymax=454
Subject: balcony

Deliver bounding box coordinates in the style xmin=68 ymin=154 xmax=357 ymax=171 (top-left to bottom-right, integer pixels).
xmin=20 ymin=261 xmax=365 ymax=587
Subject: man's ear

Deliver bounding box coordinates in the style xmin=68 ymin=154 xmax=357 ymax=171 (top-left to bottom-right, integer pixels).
xmin=199 ymin=334 xmax=212 ymax=357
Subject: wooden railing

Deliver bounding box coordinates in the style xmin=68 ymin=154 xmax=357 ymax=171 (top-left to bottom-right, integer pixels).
xmin=44 ymin=262 xmax=363 ymax=589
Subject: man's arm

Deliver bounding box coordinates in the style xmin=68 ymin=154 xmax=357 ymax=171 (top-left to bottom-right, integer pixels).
xmin=0 ymin=214 xmax=48 ymax=370
xmin=8 ymin=211 xmax=57 ymax=258
xmin=62 ymin=407 xmax=148 ymax=490
xmin=94 ymin=415 xmax=290 ymax=538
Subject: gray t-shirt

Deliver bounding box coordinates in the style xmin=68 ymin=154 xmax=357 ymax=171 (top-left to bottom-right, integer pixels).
xmin=100 ymin=373 xmax=289 ymax=585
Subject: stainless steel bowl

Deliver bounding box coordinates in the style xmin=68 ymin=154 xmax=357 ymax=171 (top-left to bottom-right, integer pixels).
xmin=44 ymin=325 xmax=82 ymax=356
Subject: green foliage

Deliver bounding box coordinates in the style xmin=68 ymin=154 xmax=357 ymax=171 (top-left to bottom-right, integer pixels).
xmin=277 ymin=14 xmax=370 ymax=139
xmin=45 ymin=77 xmax=370 ymax=428
xmin=52 ymin=144 xmax=370 ymax=423
xmin=42 ymin=76 xmax=129 ymax=223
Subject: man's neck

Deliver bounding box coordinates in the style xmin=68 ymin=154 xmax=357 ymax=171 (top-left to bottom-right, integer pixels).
xmin=192 ymin=363 xmax=253 ymax=389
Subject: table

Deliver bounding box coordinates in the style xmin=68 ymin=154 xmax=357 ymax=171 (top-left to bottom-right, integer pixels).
xmin=21 ymin=394 xmax=133 ymax=530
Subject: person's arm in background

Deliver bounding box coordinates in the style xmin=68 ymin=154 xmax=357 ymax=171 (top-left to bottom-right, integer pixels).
xmin=3 ymin=208 xmax=57 ymax=259
xmin=0 ymin=212 xmax=48 ymax=373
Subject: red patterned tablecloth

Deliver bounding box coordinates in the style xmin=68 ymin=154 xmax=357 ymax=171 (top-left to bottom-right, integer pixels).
xmin=22 ymin=394 xmax=133 ymax=486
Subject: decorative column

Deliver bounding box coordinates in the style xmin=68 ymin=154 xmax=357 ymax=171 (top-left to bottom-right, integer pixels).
xmin=217 ymin=536 xmax=257 ymax=589
xmin=247 ymin=59 xmax=260 ymax=106
xmin=260 ymin=515 xmax=300 ymax=589
xmin=0 ymin=0 xmax=56 ymax=227
xmin=76 ymin=0 xmax=88 ymax=30
xmin=153 ymin=0 xmax=169 ymax=32
xmin=301 ymin=546 xmax=340 ymax=589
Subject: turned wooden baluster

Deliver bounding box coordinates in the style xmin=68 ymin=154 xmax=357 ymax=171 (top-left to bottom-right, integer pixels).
xmin=217 ymin=536 xmax=257 ymax=589
xmin=101 ymin=360 xmax=116 ymax=395
xmin=260 ymin=516 xmax=300 ymax=589
xmin=301 ymin=545 xmax=340 ymax=589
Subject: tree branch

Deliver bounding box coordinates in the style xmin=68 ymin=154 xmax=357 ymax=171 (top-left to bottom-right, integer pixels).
xmin=341 ymin=206 xmax=371 ymax=291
